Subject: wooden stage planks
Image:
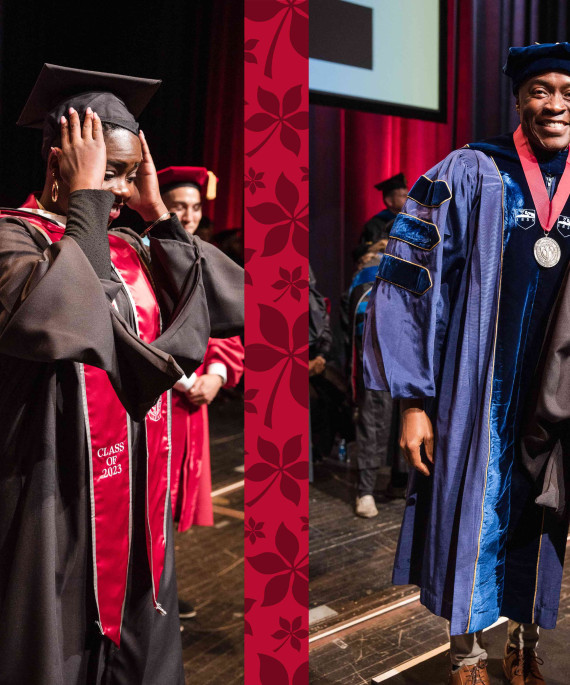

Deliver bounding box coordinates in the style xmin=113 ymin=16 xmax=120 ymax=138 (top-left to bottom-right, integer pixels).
xmin=309 ymin=457 xmax=570 ymax=683
xmin=174 ymin=394 xmax=244 ymax=685
xmin=310 ymin=461 xmax=410 ymax=636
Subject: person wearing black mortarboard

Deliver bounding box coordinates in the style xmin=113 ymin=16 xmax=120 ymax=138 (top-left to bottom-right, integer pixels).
xmin=359 ymin=173 xmax=408 ymax=247
xmin=0 ymin=64 xmax=243 ymax=684
xmin=362 ymin=43 xmax=570 ymax=684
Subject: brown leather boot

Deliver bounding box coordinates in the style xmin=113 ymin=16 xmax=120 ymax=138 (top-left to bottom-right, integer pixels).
xmin=448 ymin=659 xmax=490 ymax=684
xmin=502 ymin=645 xmax=545 ymax=684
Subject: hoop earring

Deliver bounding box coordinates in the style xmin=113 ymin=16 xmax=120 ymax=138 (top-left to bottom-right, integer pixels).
xmin=51 ymin=176 xmax=59 ymax=203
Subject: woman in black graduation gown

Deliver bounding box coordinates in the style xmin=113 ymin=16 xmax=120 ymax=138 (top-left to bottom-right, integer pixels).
xmin=0 ymin=65 xmax=243 ymax=684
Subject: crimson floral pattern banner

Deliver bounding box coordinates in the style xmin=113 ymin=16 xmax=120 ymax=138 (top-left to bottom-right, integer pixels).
xmin=244 ymin=1 xmax=309 ymax=683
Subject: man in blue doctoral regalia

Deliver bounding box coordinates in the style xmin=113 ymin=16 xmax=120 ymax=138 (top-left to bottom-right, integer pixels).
xmin=363 ymin=43 xmax=570 ymax=684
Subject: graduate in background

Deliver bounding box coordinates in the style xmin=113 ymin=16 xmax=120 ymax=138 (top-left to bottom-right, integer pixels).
xmin=364 ymin=43 xmax=570 ymax=684
xmin=360 ymin=173 xmax=408 ymax=247
xmin=0 ymin=65 xmax=243 ymax=684
xmin=158 ymin=167 xmax=244 ymax=618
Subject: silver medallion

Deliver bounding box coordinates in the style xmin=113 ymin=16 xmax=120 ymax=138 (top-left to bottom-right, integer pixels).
xmin=534 ymin=236 xmax=561 ymax=268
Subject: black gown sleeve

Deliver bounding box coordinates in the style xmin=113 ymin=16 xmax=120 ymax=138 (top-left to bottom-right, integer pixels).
xmin=144 ymin=216 xmax=244 ymax=336
xmin=110 ymin=215 xmax=244 ymax=410
xmin=111 ymin=215 xmax=244 ymax=354
xmin=64 ymin=190 xmax=114 ymax=280
xmin=0 ymin=194 xmax=189 ymax=419
xmin=0 ymin=193 xmax=244 ymax=420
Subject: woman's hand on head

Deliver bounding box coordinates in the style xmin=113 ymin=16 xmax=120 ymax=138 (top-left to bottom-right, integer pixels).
xmin=127 ymin=131 xmax=168 ymax=222
xmin=56 ymin=108 xmax=107 ymax=193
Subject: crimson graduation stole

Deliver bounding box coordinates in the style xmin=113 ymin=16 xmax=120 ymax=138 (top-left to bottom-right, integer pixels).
xmin=1 ymin=201 xmax=171 ymax=646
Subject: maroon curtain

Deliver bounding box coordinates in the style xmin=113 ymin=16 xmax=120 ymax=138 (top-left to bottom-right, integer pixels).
xmin=309 ymin=0 xmax=473 ymax=324
xmin=202 ymin=0 xmax=244 ymax=230
xmin=471 ymin=0 xmax=569 ymax=141
xmin=0 ymin=0 xmax=243 ymax=234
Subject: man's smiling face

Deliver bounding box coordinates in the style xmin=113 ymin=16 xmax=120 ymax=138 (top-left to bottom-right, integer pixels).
xmin=517 ymin=71 xmax=570 ymax=156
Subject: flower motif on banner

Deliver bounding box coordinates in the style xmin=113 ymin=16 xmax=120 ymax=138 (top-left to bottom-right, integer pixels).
xmin=246 ymin=522 xmax=308 ymax=607
xmin=244 ymin=247 xmax=255 ymax=286
xmin=245 ymin=597 xmax=256 ymax=637
xmin=258 ymin=654 xmax=309 ymax=685
xmin=245 ymin=0 xmax=308 ymax=678
xmin=246 ymin=435 xmax=307 ymax=506
xmin=245 ymin=306 xmax=308 ymax=428
xmin=272 ymin=616 xmax=309 ymax=652
xmin=247 ymin=172 xmax=308 ymax=258
xmin=244 ymin=388 xmax=259 ymax=414
xmin=244 ymin=38 xmax=259 ymax=64
xmin=245 ymin=167 xmax=266 ymax=194
xmin=245 ymin=85 xmax=308 ymax=157
xmin=244 ymin=0 xmax=308 ymax=77
xmin=245 ymin=517 xmax=266 ymax=544
xmin=272 ymin=266 xmax=309 ymax=302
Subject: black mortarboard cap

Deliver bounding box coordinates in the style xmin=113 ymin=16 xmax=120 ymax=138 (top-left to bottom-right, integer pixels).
xmin=374 ymin=172 xmax=407 ymax=195
xmin=503 ymin=43 xmax=570 ymax=94
xmin=17 ymin=64 xmax=161 ymax=158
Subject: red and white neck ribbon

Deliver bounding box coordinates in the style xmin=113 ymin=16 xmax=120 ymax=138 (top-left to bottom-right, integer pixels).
xmin=513 ymin=124 xmax=570 ymax=232
xmin=108 ymin=234 xmax=171 ymax=622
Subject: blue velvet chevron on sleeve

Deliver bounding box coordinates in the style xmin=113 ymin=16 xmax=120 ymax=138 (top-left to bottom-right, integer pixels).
xmin=362 ymin=148 xmax=484 ymax=398
xmin=390 ymin=213 xmax=441 ymax=251
xmin=376 ymin=254 xmax=432 ymax=295
xmin=408 ymin=174 xmax=452 ymax=207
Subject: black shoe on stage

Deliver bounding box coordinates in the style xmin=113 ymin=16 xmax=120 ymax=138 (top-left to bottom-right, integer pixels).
xmin=385 ymin=481 xmax=407 ymax=499
xmin=179 ymin=599 xmax=197 ymax=619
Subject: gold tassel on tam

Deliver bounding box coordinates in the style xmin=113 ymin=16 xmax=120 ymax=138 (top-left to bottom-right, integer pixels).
xmin=206 ymin=170 xmax=218 ymax=200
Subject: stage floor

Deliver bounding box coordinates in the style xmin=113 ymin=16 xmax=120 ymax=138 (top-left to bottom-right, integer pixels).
xmin=174 ymin=392 xmax=244 ymax=685
xmin=309 ymin=458 xmax=570 ymax=684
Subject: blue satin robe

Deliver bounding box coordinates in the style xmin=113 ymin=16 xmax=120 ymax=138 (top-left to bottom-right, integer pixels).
xmin=363 ymin=134 xmax=570 ymax=635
